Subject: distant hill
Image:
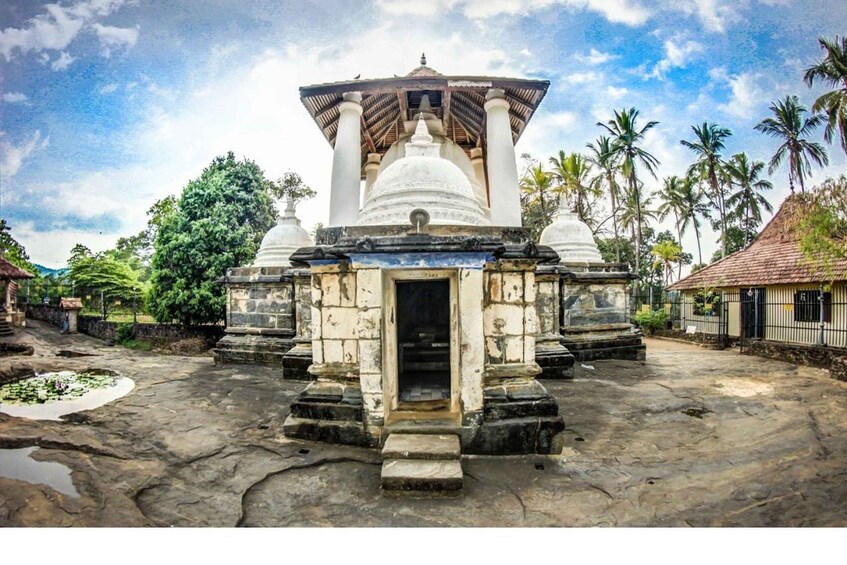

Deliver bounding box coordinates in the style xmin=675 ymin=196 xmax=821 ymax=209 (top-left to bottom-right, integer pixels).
xmin=34 ymin=264 xmax=69 ymax=278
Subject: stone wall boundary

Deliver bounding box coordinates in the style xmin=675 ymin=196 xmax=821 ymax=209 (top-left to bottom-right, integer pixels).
xmin=26 ymin=304 xmax=224 ymax=345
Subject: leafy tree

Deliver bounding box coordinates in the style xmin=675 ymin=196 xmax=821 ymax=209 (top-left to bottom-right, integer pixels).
xmin=598 ymin=108 xmax=660 ymax=285
xmin=677 ymin=175 xmax=707 ymax=267
xmin=0 ymin=219 xmax=38 ymax=275
xmin=804 ymin=36 xmax=847 ymax=157
xmin=587 ymin=136 xmax=623 ymax=261
xmin=651 ymin=240 xmax=682 ymax=287
xmin=520 ymin=161 xmax=557 ymax=240
xmin=681 ymin=122 xmax=732 ymax=258
xmin=725 ymin=153 xmax=774 ymax=245
xmin=797 ymin=175 xmax=847 ymax=279
xmin=68 ymin=255 xmax=143 ymax=318
xmin=657 ymin=176 xmax=688 ymax=280
xmin=149 ymin=152 xmax=276 ymax=325
xmin=754 ymin=95 xmax=828 ymax=193
xmin=548 ymin=151 xmax=600 ymax=229
xmin=709 ymin=225 xmax=748 ymax=262
xmin=267 ymin=171 xmax=317 ymax=203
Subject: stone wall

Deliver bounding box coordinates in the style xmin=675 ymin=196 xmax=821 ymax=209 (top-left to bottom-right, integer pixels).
xmin=831 ymin=357 xmax=847 ymax=382
xmin=653 ymin=328 xmax=727 ymax=348
xmin=26 ymin=304 xmax=223 ymax=345
xmin=483 ymin=265 xmax=536 ymax=369
xmin=745 ymin=339 xmax=847 ymax=372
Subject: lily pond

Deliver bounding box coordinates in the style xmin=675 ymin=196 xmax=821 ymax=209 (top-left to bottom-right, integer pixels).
xmin=0 ymin=370 xmax=135 ymax=420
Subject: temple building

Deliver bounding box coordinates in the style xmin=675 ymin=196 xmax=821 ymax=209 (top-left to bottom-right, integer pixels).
xmin=216 ymin=56 xmax=643 ymax=493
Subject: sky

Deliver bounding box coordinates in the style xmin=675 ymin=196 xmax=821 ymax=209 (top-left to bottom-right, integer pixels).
xmin=1 ymin=0 xmax=846 ymax=270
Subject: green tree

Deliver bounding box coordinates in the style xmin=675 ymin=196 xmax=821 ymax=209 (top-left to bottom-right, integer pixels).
xmin=797 ymin=175 xmax=847 ymax=279
xmin=804 ymin=36 xmax=847 ymax=157
xmin=548 ymin=151 xmax=599 ymax=229
xmin=587 ymin=136 xmax=623 ymax=261
xmin=681 ymin=122 xmax=732 ymax=259
xmin=651 ymin=239 xmax=682 ymax=288
xmin=267 ymin=171 xmax=317 ymax=203
xmin=724 ymin=153 xmax=774 ymax=246
xmin=754 ymin=95 xmax=828 ymax=193
xmin=149 ymin=152 xmax=276 ymax=325
xmin=520 ymin=161 xmax=556 ymax=240
xmin=656 ymin=176 xmax=688 ymax=280
xmin=0 ymin=219 xmax=38 ymax=275
xmin=677 ymin=175 xmax=707 ymax=267
xmin=598 ymin=108 xmax=660 ymax=285
xmin=68 ymin=255 xmax=143 ymax=318
xmin=709 ymin=225 xmax=748 ymax=262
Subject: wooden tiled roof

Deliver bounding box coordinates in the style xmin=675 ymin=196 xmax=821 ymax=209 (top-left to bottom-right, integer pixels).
xmin=299 ymin=61 xmax=549 ymax=175
xmin=669 ymin=196 xmax=847 ymax=290
xmin=0 ymin=256 xmax=34 ymax=280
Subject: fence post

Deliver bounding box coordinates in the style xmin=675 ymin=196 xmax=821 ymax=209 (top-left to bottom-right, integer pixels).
xmin=819 ymin=283 xmax=826 ymax=346
xmin=100 ymin=290 xmax=105 ymax=321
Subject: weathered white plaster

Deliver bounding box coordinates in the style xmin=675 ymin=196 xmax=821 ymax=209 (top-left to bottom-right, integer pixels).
xmin=484 ymin=89 xmax=522 ymax=226
xmin=329 ymin=92 xmax=363 ymax=227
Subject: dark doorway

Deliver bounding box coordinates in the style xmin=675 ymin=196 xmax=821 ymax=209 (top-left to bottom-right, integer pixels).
xmin=741 ymin=287 xmax=766 ymax=339
xmin=395 ymin=279 xmax=451 ymax=410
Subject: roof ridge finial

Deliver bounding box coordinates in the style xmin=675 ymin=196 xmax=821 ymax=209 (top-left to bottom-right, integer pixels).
xmin=421 ymin=52 xmax=426 ymax=66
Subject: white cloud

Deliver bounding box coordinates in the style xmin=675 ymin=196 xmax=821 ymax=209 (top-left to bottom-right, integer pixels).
xmin=91 ymin=23 xmax=139 ymax=56
xmin=716 ymin=71 xmax=769 ymax=119
xmin=575 ymin=48 xmax=618 ymax=65
xmin=648 ymin=37 xmax=704 ymax=79
xmin=0 ymin=130 xmax=49 ymax=182
xmin=606 ymin=85 xmax=629 ymax=99
xmin=376 ymin=0 xmax=651 ymax=25
xmin=566 ymin=71 xmax=602 ymax=84
xmin=675 ymin=0 xmax=742 ymax=33
xmin=98 ymin=83 xmax=119 ymax=95
xmin=51 ymin=51 xmax=75 ymax=70
xmin=0 ymin=0 xmax=132 ymax=62
xmin=2 ymin=92 xmax=28 ymax=103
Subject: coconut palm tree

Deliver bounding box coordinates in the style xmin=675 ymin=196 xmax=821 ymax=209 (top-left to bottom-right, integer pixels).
xmin=754 ymin=95 xmax=828 ymax=194
xmin=804 ymin=36 xmax=847 ymax=157
xmin=651 ymin=240 xmax=682 ymax=288
xmin=656 ymin=176 xmax=688 ymax=279
xmin=681 ymin=122 xmax=732 ymax=258
xmin=597 ymin=108 xmax=660 ymax=283
xmin=548 ymin=151 xmax=599 ymax=229
xmin=724 ymin=153 xmax=774 ymax=245
xmin=519 ymin=162 xmax=556 ymax=235
xmin=677 ymin=174 xmax=706 ymax=268
xmin=587 ymin=136 xmax=623 ymax=261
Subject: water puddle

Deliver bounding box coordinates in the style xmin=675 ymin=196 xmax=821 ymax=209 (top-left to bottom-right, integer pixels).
xmin=0 ymin=371 xmax=135 ymax=420
xmin=0 ymin=447 xmax=79 ymax=497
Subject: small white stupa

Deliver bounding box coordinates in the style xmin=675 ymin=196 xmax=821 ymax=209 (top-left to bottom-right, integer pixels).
xmin=357 ymin=114 xmax=490 ymax=227
xmin=253 ymin=199 xmax=314 ymax=267
xmin=539 ymin=200 xmax=603 ymax=263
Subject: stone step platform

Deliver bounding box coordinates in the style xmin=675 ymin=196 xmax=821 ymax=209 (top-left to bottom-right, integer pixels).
xmin=382 ymin=433 xmax=460 ymax=460
xmin=380 ymin=433 xmax=463 ymax=495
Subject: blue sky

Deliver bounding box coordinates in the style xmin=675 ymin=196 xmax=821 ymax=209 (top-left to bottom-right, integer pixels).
xmin=1 ymin=0 xmax=845 ymax=268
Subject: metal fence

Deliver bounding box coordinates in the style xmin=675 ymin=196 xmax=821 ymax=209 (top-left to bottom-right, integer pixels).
xmin=634 ymin=288 xmax=847 ymax=349
xmin=17 ymin=280 xmax=153 ymax=323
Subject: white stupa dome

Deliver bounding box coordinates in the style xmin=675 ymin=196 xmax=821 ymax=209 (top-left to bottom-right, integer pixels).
xmin=357 ymin=115 xmax=490 ymax=227
xmin=253 ymin=199 xmax=314 ymax=267
xmin=539 ymin=205 xmax=603 ymax=263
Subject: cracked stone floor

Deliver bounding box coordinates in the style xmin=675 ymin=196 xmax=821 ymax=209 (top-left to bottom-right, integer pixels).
xmin=1 ymin=320 xmax=846 ymax=527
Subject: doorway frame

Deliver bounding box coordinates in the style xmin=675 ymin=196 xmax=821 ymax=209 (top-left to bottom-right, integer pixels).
xmin=382 ymin=268 xmax=460 ymax=423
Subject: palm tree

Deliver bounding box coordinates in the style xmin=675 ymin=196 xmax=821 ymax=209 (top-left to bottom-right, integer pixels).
xmin=548 ymin=151 xmax=599 ymax=228
xmin=651 ymin=240 xmax=682 ymax=288
xmin=597 ymin=108 xmax=660 ymax=284
xmin=656 ymin=176 xmax=688 ymax=279
xmin=754 ymin=95 xmax=829 ymax=193
xmin=519 ymin=162 xmax=556 ymax=233
xmin=724 ymin=153 xmax=774 ymax=245
xmin=587 ymin=136 xmax=623 ymax=261
xmin=804 ymin=36 xmax=847 ymax=157
xmin=677 ymin=174 xmax=706 ymax=267
xmin=681 ymin=122 xmax=732 ymax=258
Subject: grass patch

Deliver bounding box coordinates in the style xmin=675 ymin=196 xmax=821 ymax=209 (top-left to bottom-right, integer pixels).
xmin=118 ymin=339 xmax=155 ymax=351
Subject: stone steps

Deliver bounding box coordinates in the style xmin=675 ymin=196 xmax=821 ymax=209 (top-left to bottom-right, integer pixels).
xmin=380 ymin=433 xmax=463 ymax=494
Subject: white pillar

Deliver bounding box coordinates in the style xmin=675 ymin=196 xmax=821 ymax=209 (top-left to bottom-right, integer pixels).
xmin=329 ymin=92 xmax=363 ymax=227
xmin=484 ymin=89 xmax=522 ymax=226
xmin=363 ymin=153 xmax=381 ymax=203
xmin=469 ymin=147 xmax=489 ymax=209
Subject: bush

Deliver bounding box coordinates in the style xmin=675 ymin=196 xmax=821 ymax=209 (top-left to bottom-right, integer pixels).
xmin=634 ymin=309 xmax=669 ymax=334
xmin=116 ymin=322 xmax=135 ymax=344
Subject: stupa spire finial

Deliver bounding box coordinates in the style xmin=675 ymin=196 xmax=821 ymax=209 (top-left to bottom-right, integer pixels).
xmin=411 ymin=113 xmax=433 ymax=145
xmin=421 ymin=52 xmax=426 ymax=66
